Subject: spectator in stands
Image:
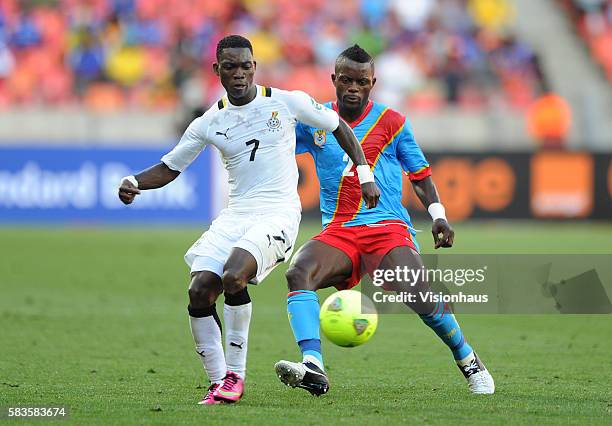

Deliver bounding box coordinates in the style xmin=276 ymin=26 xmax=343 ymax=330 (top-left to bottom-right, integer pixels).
xmin=11 ymin=8 xmax=41 ymax=49
xmin=440 ymin=35 xmax=466 ymax=104
xmin=69 ymin=28 xmax=105 ymax=95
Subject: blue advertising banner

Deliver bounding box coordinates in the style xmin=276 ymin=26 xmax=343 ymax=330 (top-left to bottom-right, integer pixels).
xmin=0 ymin=147 xmax=213 ymax=224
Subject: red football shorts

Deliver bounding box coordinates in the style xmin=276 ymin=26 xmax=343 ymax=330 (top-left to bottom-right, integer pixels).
xmin=312 ymin=220 xmax=417 ymax=289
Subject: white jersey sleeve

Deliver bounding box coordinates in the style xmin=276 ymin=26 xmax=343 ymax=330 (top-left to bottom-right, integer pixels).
xmin=160 ymin=109 xmax=214 ymax=172
xmin=277 ymin=90 xmax=339 ymax=132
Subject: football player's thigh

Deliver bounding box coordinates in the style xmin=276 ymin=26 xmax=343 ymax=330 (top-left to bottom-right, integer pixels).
xmin=228 ymin=212 xmax=300 ymax=284
xmin=378 ymin=246 xmax=435 ymax=314
xmin=224 ymin=223 xmax=284 ymax=284
xmin=289 ymin=240 xmax=353 ymax=290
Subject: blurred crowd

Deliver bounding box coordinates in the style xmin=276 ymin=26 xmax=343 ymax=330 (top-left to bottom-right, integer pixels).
xmin=0 ymin=0 xmax=542 ymax=112
xmin=561 ymin=0 xmax=612 ymax=81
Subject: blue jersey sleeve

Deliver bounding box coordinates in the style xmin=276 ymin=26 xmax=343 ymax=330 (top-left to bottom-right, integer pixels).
xmin=396 ymin=119 xmax=431 ymax=181
xmin=295 ymin=122 xmax=314 ymax=155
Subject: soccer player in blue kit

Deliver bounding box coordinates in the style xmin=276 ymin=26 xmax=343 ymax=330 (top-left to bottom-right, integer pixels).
xmin=274 ymin=45 xmax=495 ymax=396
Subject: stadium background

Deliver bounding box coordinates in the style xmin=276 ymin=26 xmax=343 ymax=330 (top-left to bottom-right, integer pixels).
xmin=1 ymin=0 xmax=611 ymax=424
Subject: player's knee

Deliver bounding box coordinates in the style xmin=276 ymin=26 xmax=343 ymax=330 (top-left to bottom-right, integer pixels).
xmin=285 ymin=264 xmax=315 ymax=292
xmin=221 ymin=270 xmax=248 ymax=295
xmin=188 ymin=273 xmax=221 ymax=308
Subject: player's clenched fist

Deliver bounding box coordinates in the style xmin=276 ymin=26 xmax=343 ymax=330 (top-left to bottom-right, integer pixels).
xmin=361 ymin=182 xmax=380 ymax=209
xmin=118 ymin=175 xmax=140 ymax=205
xmin=432 ymin=218 xmax=454 ymax=249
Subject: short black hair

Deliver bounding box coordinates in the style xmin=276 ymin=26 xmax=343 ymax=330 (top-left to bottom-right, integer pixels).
xmin=216 ymin=35 xmax=253 ymax=61
xmin=336 ymin=44 xmax=374 ymax=67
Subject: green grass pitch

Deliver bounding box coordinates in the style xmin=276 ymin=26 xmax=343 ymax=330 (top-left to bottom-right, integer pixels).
xmin=1 ymin=221 xmax=611 ymax=425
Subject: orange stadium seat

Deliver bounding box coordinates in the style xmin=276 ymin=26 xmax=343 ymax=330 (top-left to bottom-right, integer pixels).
xmin=8 ymin=63 xmax=36 ymax=104
xmin=84 ymin=83 xmax=125 ymax=111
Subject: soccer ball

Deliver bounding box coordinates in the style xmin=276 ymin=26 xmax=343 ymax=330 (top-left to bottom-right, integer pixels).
xmin=319 ymin=290 xmax=378 ymax=347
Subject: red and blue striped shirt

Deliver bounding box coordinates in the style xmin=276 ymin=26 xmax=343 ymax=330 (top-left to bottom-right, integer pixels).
xmin=296 ymin=100 xmax=431 ymax=229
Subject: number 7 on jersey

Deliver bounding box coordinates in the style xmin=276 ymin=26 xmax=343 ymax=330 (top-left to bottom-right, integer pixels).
xmin=246 ymin=139 xmax=260 ymax=161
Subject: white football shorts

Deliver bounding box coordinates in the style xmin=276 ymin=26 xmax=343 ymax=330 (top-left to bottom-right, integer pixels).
xmin=184 ymin=208 xmax=301 ymax=284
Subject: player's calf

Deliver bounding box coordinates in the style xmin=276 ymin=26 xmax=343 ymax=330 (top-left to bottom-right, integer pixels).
xmin=188 ymin=272 xmax=227 ymax=388
xmin=223 ymin=288 xmax=252 ymax=381
xmin=285 ymin=290 xmax=325 ymax=369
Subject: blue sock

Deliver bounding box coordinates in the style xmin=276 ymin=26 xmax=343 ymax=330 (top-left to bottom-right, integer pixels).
xmin=419 ymin=301 xmax=473 ymax=361
xmin=287 ymin=290 xmax=323 ymax=367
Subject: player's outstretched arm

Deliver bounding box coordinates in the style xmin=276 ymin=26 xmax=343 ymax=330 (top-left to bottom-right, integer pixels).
xmin=118 ymin=162 xmax=180 ymax=205
xmin=411 ymin=176 xmax=454 ymax=249
xmin=332 ymin=120 xmax=381 ymax=209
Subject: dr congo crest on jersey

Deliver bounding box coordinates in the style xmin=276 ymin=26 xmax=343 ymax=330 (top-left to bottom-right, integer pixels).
xmin=313 ymin=129 xmax=327 ymax=147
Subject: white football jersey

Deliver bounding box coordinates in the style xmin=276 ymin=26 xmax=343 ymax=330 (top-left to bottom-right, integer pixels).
xmin=161 ymin=85 xmax=339 ymax=213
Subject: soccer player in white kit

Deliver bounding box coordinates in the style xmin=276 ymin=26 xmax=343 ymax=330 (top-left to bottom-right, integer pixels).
xmin=118 ymin=35 xmax=380 ymax=405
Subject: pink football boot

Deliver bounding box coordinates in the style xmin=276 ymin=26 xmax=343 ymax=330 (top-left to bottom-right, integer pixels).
xmin=197 ymin=383 xmax=222 ymax=405
xmin=213 ymin=371 xmax=244 ymax=403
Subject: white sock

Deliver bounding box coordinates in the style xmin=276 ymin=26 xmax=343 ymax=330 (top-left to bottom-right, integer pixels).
xmin=303 ymin=354 xmax=324 ymax=371
xmin=189 ymin=315 xmax=226 ymax=384
xmin=224 ymin=302 xmax=252 ymax=380
xmin=456 ymin=351 xmax=476 ymax=367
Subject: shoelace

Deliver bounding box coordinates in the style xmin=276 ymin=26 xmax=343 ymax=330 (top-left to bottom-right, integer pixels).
xmin=221 ymin=374 xmax=238 ymax=391
xmin=205 ymin=384 xmax=219 ymax=399
xmin=462 ymin=360 xmax=480 ymax=377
